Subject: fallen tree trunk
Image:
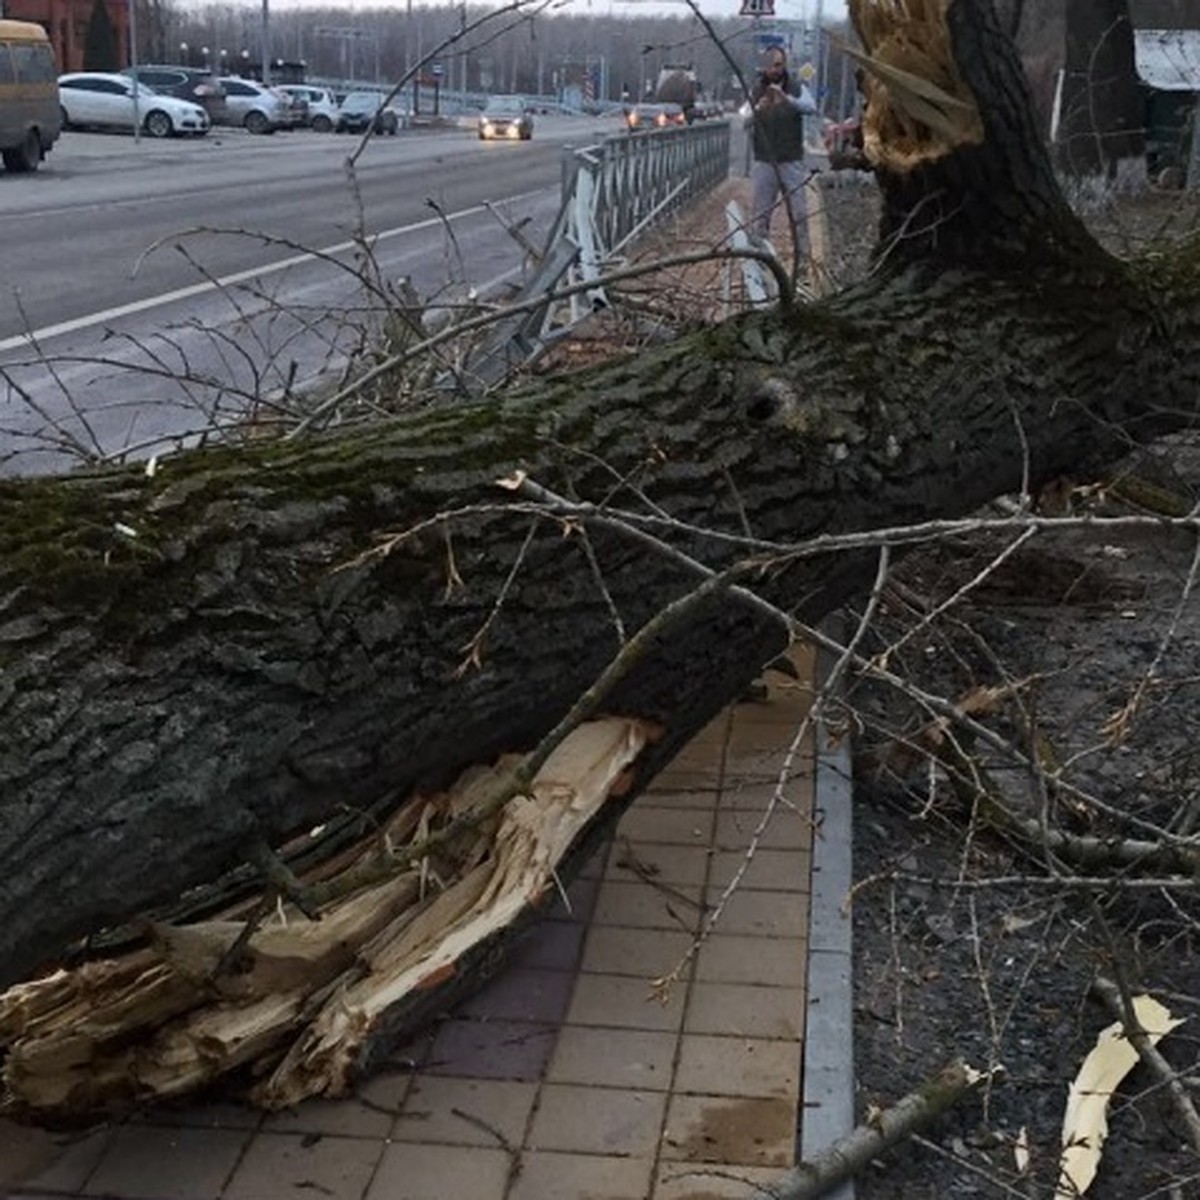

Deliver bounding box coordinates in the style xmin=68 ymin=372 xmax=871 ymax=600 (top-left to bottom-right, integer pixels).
xmin=3 ymin=0 xmax=1199 ymax=1116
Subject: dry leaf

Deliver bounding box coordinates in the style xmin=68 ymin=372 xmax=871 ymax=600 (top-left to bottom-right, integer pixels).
xmin=1055 ymin=994 xmax=1183 ymax=1199
xmin=495 ymin=470 xmax=527 ymax=491
xmin=1014 ymin=1125 xmax=1030 ymax=1175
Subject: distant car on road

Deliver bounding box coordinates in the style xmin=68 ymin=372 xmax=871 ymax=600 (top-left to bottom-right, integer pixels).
xmin=277 ymin=84 xmax=339 ymax=132
xmin=218 ymin=77 xmax=291 ymax=133
xmin=59 ymin=72 xmax=210 ymax=137
xmin=478 ymin=95 xmax=533 ymax=141
xmin=336 ymin=91 xmax=402 ymax=135
xmin=121 ymin=65 xmax=226 ymax=124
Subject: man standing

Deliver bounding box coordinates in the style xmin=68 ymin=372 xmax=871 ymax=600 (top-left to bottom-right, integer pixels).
xmin=743 ymin=47 xmax=818 ymax=248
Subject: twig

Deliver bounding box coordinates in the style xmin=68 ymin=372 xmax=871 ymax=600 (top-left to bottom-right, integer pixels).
xmin=767 ymin=1060 xmax=986 ymax=1199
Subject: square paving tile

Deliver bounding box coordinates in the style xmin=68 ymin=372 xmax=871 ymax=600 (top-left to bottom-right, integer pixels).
xmin=84 ymin=1124 xmax=250 ymax=1199
xmin=262 ymin=1070 xmax=412 ymax=1138
xmin=394 ymin=1077 xmax=537 ymax=1148
xmin=14 ymin=1126 xmax=111 ymax=1195
xmin=508 ymin=1147 xmax=657 ymax=1200
xmin=507 ymin=919 xmax=588 ymax=972
xmin=706 ymin=848 xmax=810 ymax=893
xmin=664 ymin=744 xmax=724 ymax=773
xmin=653 ymin=1161 xmax=790 ymax=1198
xmin=660 ymin=1093 xmax=795 ymax=1167
xmin=457 ymin=967 xmax=576 ymax=1024
xmin=674 ymin=1036 xmax=800 ymax=1099
xmin=592 ymin=879 xmax=704 ymax=933
xmin=547 ymin=1026 xmax=678 ymax=1091
xmin=580 ymin=926 xmax=694 ymax=980
xmin=223 ymin=1131 xmax=383 ymax=1200
xmin=565 ymin=972 xmax=687 ymax=1032
xmin=637 ymin=789 xmax=721 ymax=811
xmin=366 ymin=1142 xmax=511 ymax=1200
xmin=715 ymin=777 xmax=811 ymax=816
xmin=714 ymin=805 xmax=811 ymax=852
xmin=542 ymin=874 xmax=602 ymax=923
xmin=423 ymin=1018 xmax=558 ymax=1081
xmin=607 ymin=842 xmax=712 ymax=888
xmin=694 ymin=935 xmax=806 ymax=989
xmin=702 ymin=888 xmax=809 ymax=940
xmin=725 ymin=721 xmax=814 ymax=756
xmin=1 ymin=1122 xmax=72 ymax=1193
xmin=509 ymin=1150 xmax=654 ymax=1200
xmin=616 ymin=807 xmax=717 ymax=847
xmin=527 ymin=1083 xmax=667 ymax=1156
xmin=646 ymin=769 xmax=723 ymax=791
xmin=683 ymin=982 xmax=804 ymax=1040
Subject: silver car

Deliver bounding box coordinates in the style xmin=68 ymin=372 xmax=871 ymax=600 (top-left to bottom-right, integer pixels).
xmin=217 ymin=77 xmax=289 ymax=134
xmin=58 ymin=72 xmax=210 ymax=138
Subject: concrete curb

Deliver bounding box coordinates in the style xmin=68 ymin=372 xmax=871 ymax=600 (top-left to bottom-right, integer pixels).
xmin=799 ymin=621 xmax=855 ymax=1198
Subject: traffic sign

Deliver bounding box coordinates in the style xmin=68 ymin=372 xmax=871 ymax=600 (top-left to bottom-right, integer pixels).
xmin=431 ymin=62 xmax=444 ymax=78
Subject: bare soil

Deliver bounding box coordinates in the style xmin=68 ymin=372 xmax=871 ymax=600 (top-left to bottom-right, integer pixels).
xmin=848 ymin=509 xmax=1200 ymax=1200
xmin=831 ymin=187 xmax=1200 ymax=1199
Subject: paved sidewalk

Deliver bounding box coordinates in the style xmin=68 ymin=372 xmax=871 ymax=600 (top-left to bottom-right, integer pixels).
xmin=5 ymin=647 xmax=824 ymax=1200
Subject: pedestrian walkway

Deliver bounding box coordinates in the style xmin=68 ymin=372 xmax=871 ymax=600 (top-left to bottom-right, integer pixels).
xmin=4 ymin=646 xmax=833 ymax=1200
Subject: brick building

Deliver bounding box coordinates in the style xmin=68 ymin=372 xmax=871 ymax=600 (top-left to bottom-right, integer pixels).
xmin=3 ymin=0 xmax=128 ymax=73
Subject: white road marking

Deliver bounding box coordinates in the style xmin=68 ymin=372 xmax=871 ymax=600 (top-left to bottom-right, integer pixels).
xmin=0 ymin=189 xmax=545 ymax=354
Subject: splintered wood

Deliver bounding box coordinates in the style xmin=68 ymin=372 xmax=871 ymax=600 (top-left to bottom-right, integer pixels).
xmin=0 ymin=717 xmax=651 ymax=1121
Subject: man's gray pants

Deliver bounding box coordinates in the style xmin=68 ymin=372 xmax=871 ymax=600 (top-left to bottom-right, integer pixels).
xmin=749 ymin=158 xmax=811 ymax=247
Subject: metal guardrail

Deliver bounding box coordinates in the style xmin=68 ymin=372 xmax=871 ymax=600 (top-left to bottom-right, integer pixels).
xmin=467 ymin=119 xmax=731 ymax=386
xmin=563 ymin=119 xmax=731 ymax=303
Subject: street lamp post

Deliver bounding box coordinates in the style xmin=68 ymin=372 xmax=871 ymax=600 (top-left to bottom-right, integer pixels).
xmin=179 ymin=41 xmax=188 ymax=65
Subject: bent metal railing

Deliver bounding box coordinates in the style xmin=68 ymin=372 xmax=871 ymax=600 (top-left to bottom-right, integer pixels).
xmin=468 ymin=119 xmax=731 ymax=387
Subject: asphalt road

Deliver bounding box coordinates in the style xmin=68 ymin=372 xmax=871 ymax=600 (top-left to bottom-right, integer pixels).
xmin=0 ymin=113 xmax=621 ymax=474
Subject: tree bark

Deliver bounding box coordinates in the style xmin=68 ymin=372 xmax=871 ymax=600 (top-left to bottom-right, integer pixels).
xmin=3 ymin=0 xmax=1199 ymax=1114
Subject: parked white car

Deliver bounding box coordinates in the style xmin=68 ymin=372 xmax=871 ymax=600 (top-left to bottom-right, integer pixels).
xmin=277 ymin=84 xmax=339 ymax=133
xmin=58 ymin=72 xmax=210 ymax=138
xmin=217 ymin=77 xmax=290 ymax=134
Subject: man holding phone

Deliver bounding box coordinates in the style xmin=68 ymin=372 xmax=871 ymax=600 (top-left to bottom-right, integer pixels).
xmin=742 ymin=47 xmax=818 ymax=249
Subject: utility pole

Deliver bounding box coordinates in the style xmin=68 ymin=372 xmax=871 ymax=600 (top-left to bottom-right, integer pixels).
xmin=261 ymin=0 xmax=269 ymax=85
xmin=129 ymin=0 xmax=140 ymax=143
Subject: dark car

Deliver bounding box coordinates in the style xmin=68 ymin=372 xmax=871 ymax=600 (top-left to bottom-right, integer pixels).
xmin=336 ymin=91 xmax=401 ymax=135
xmin=122 ymin=65 xmax=227 ymax=124
xmin=478 ymin=95 xmax=533 ymax=141
xmin=623 ymin=102 xmax=686 ymax=131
